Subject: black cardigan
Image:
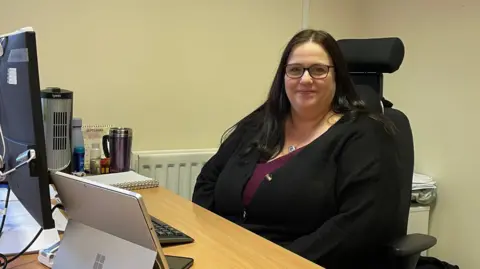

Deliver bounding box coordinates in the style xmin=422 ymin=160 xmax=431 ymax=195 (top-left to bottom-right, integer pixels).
xmin=192 ymin=114 xmax=403 ymax=269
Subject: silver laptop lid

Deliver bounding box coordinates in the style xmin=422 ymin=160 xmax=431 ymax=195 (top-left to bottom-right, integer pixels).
xmin=51 ymin=171 xmax=169 ymax=268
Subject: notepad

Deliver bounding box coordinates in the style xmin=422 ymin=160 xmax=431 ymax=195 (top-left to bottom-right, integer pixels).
xmin=85 ymin=171 xmax=159 ymax=191
xmin=412 ymin=173 xmax=436 ymax=190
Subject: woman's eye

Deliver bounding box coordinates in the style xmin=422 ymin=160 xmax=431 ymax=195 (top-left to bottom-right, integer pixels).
xmin=311 ymin=66 xmax=327 ymax=74
xmin=287 ymin=66 xmax=303 ymax=73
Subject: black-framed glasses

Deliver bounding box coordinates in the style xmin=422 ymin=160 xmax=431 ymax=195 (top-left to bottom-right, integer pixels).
xmin=285 ymin=63 xmax=334 ymax=79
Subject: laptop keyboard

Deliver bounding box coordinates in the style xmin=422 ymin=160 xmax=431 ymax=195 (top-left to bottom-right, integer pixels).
xmin=151 ymin=216 xmax=194 ymax=246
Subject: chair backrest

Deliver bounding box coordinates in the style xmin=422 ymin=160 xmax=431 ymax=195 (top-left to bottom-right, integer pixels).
xmin=338 ymin=37 xmax=413 ymax=237
xmin=354 ymin=84 xmax=383 ymax=114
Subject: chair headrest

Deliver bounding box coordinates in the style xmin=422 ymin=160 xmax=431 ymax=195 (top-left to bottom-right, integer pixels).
xmin=338 ymin=37 xmax=405 ymax=73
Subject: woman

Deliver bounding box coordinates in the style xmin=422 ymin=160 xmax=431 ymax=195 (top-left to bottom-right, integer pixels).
xmin=192 ymin=29 xmax=401 ymax=269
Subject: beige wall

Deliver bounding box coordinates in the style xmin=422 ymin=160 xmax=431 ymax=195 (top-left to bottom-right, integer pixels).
xmin=309 ymin=0 xmax=364 ymax=39
xmin=315 ymin=0 xmax=477 ymax=267
xmin=0 ymin=0 xmax=303 ymax=151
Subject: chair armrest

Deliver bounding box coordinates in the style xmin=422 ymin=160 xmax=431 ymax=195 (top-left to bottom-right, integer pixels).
xmin=390 ymin=233 xmax=437 ymax=257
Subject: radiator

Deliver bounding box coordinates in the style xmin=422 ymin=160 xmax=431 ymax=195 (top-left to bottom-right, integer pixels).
xmin=131 ymin=149 xmax=218 ymax=200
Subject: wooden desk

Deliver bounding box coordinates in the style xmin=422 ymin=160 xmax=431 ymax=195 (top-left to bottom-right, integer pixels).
xmin=9 ymin=187 xmax=322 ymax=269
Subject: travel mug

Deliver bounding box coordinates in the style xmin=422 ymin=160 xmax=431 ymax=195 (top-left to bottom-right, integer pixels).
xmin=102 ymin=127 xmax=133 ymax=173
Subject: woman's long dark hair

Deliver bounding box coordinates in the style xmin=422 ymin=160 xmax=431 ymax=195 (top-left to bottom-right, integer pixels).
xmin=222 ymin=29 xmax=393 ymax=161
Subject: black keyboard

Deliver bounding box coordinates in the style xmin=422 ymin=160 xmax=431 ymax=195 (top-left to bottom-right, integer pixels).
xmin=151 ymin=216 xmax=194 ymax=246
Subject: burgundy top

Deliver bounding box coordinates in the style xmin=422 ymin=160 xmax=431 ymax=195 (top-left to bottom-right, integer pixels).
xmin=242 ymin=149 xmax=301 ymax=206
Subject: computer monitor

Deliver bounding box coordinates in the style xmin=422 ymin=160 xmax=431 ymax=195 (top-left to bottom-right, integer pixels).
xmin=0 ymin=28 xmax=54 ymax=229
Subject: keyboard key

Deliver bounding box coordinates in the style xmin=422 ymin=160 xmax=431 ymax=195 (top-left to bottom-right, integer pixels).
xmin=150 ymin=216 xmax=194 ymax=245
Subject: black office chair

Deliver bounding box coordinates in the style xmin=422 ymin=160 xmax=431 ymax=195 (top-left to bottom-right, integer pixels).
xmin=338 ymin=37 xmax=437 ymax=269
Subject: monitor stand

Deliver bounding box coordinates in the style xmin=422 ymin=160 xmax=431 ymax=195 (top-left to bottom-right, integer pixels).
xmin=0 ymin=200 xmax=60 ymax=256
xmin=54 ymin=220 xmax=193 ymax=269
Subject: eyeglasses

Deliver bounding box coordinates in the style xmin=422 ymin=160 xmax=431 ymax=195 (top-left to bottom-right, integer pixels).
xmin=285 ymin=64 xmax=334 ymax=79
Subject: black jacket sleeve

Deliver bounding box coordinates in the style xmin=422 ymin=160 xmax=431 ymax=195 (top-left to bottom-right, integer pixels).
xmin=191 ymin=131 xmax=244 ymax=211
xmin=284 ymin=126 xmax=399 ymax=269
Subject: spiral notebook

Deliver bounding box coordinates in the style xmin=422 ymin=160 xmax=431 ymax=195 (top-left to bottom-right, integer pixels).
xmin=85 ymin=171 xmax=159 ymax=191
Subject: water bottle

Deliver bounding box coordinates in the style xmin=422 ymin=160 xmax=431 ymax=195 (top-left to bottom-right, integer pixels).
xmin=73 ymin=147 xmax=85 ymax=173
xmin=72 ymin=118 xmax=85 ymax=173
xmin=71 ymin=118 xmax=84 ymax=151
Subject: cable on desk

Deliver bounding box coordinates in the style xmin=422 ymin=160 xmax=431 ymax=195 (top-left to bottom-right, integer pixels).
xmin=0 ymin=203 xmax=65 ymax=269
xmin=0 ymin=254 xmax=6 ymax=269
xmin=0 ymin=185 xmax=10 ymax=238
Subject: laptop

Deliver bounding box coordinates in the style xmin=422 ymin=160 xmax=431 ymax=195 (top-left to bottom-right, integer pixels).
xmin=50 ymin=171 xmax=194 ymax=269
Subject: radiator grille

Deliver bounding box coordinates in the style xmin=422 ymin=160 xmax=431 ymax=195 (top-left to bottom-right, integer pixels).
xmin=133 ymin=149 xmax=217 ymax=200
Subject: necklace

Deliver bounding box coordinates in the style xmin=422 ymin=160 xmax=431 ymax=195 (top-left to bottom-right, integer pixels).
xmin=286 ymin=111 xmax=335 ymax=154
